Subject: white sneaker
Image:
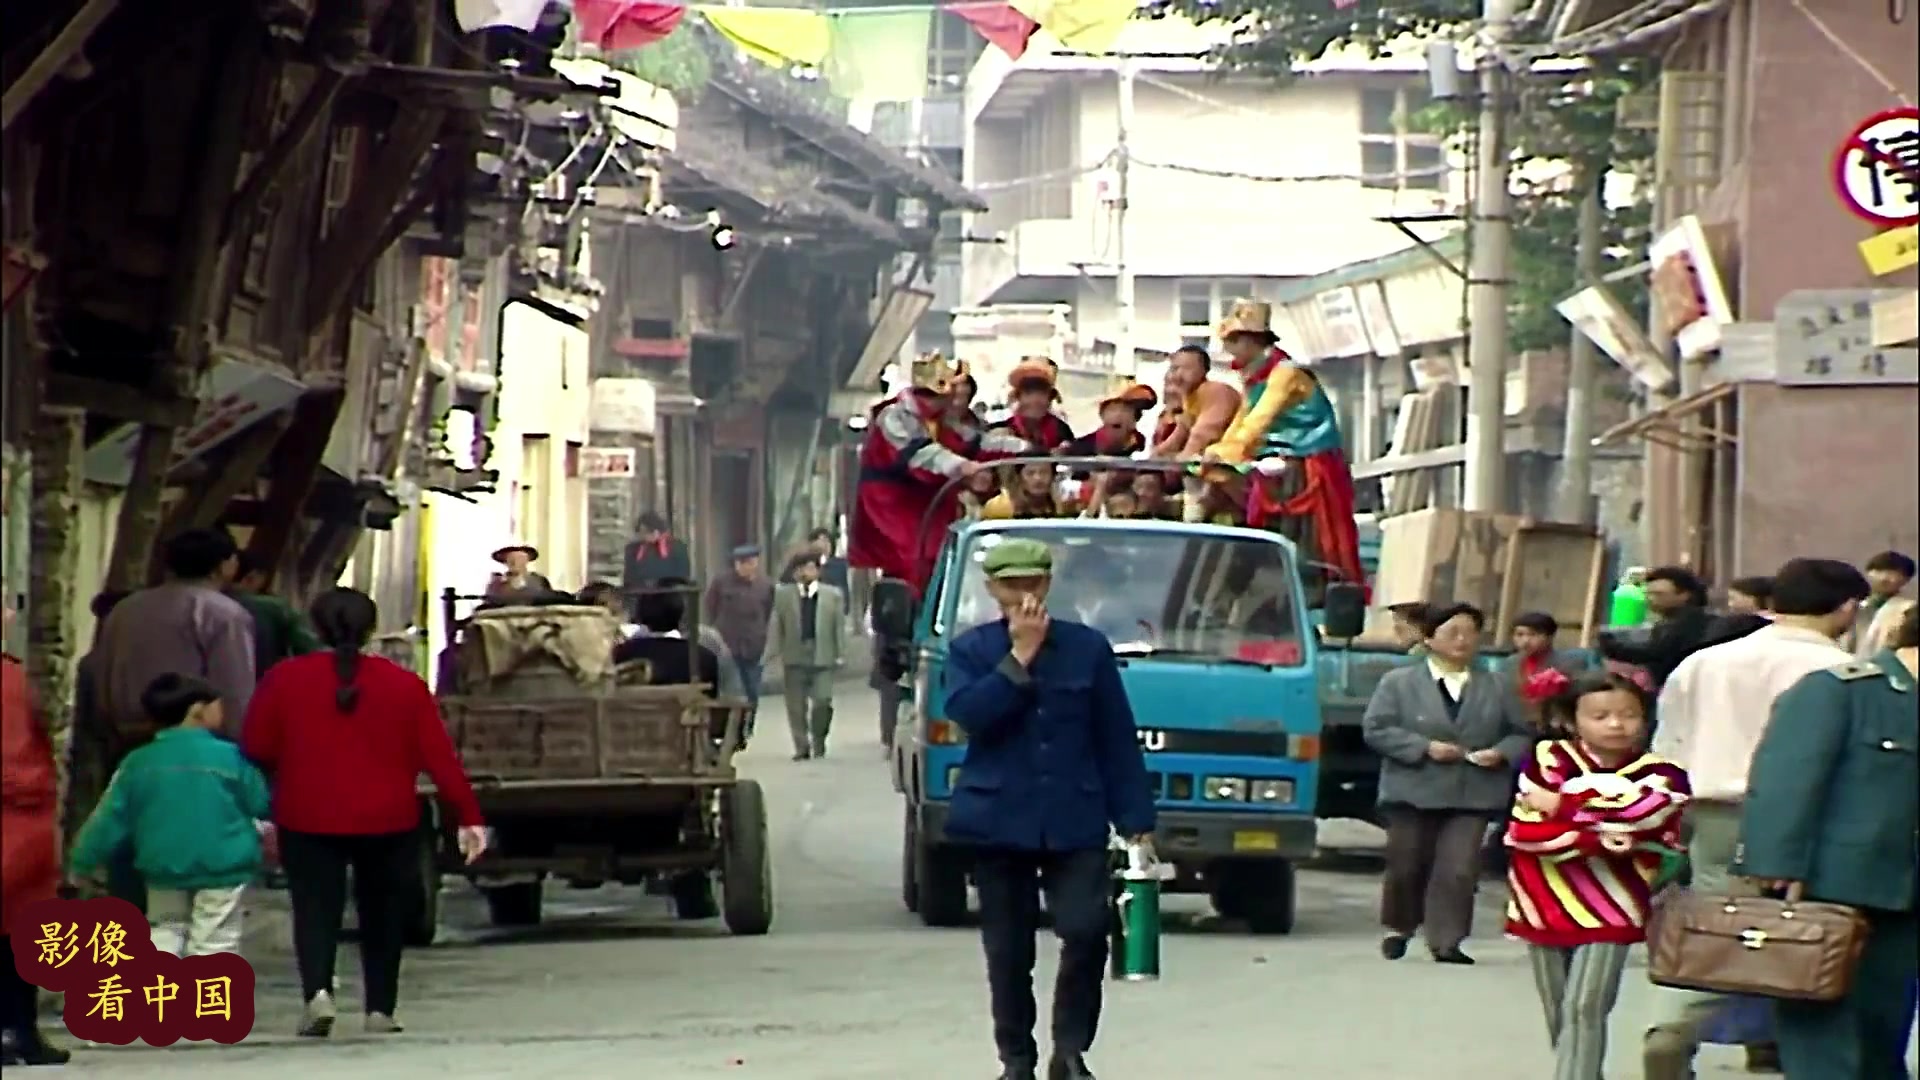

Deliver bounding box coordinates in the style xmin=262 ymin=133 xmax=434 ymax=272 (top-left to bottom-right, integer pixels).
xmin=364 ymin=1013 xmax=403 ymax=1035
xmin=298 ymin=990 xmax=336 ymax=1038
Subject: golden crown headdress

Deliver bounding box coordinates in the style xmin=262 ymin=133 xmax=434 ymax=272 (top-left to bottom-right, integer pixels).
xmin=909 ymin=351 xmax=967 ymax=393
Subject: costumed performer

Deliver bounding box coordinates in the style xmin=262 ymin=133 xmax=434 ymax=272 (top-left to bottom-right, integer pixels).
xmin=988 ymin=357 xmax=1077 ymax=452
xmin=1198 ymin=299 xmax=1367 ymax=598
xmin=848 ymin=354 xmax=1026 ymax=591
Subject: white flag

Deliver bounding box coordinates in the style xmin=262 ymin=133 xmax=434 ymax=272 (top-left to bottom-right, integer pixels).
xmin=453 ymin=0 xmax=551 ymax=33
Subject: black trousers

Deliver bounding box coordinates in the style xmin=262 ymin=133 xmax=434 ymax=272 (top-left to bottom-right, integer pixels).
xmin=973 ymin=846 xmax=1110 ymax=1066
xmin=0 ymin=938 xmax=40 ymax=1034
xmin=280 ymin=828 xmax=419 ymax=1016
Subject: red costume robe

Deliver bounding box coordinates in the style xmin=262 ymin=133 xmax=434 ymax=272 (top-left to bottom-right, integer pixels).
xmin=849 ymin=390 xmax=1026 ymax=591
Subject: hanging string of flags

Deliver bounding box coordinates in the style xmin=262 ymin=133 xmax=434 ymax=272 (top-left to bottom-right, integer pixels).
xmin=454 ymin=0 xmax=1139 ymax=100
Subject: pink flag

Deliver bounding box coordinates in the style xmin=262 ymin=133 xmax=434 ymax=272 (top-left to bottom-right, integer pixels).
xmin=574 ymin=0 xmax=687 ymax=52
xmin=946 ymin=1 xmax=1040 ymax=59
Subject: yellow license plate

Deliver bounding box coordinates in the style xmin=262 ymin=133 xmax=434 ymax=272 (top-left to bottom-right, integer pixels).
xmin=1232 ymin=830 xmax=1279 ymax=852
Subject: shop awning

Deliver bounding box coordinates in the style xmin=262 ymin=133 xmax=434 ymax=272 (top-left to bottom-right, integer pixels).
xmin=1593 ymin=382 xmax=1736 ymax=451
xmin=1872 ymin=289 xmax=1918 ymax=348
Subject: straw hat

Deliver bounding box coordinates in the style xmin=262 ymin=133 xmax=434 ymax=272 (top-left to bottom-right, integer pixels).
xmin=492 ymin=542 xmax=539 ymax=563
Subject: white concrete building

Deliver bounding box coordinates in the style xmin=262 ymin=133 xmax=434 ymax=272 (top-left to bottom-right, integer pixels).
xmin=959 ymin=21 xmax=1467 ymax=406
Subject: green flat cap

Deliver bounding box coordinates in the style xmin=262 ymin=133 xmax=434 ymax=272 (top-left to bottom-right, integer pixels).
xmin=981 ymin=537 xmax=1053 ymax=579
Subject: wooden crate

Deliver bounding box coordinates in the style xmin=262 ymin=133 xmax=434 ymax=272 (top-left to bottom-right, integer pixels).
xmin=1367 ymin=509 xmax=1605 ymax=645
xmin=442 ymin=688 xmax=707 ymax=782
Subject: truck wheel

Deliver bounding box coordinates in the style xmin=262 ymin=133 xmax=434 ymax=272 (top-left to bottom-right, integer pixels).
xmin=914 ymin=836 xmax=968 ymax=928
xmin=670 ymin=872 xmax=720 ymax=919
xmin=483 ymin=881 xmax=544 ymax=927
xmin=404 ymin=825 xmax=442 ymax=946
xmin=901 ymin=805 xmax=920 ymax=913
xmin=1209 ymin=859 xmax=1297 ymax=935
xmin=721 ymin=780 xmax=773 ymax=935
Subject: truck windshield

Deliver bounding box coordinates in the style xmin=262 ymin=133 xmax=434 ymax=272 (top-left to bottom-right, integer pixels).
xmin=947 ymin=527 xmax=1305 ymax=666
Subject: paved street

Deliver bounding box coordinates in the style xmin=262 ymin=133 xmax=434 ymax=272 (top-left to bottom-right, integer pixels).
xmin=57 ymin=683 xmax=1913 ymax=1078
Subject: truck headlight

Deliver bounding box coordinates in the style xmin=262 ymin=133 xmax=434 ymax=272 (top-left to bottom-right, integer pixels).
xmin=1250 ymin=779 xmax=1294 ymax=804
xmin=1203 ymin=777 xmax=1247 ymax=801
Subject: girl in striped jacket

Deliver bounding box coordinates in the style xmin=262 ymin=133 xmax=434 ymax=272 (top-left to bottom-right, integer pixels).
xmin=1506 ymin=670 xmax=1692 ymax=1080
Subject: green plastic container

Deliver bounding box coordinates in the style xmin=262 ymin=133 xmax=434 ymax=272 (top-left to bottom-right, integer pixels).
xmin=1109 ymin=842 xmax=1162 ymax=982
xmin=1609 ymin=579 xmax=1649 ymax=628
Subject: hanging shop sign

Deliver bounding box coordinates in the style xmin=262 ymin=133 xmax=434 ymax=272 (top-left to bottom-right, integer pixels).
xmin=1647 ymin=215 xmax=1736 ymax=362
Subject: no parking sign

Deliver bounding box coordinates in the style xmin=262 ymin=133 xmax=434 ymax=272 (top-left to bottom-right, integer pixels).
xmin=1833 ymin=107 xmax=1920 ymax=227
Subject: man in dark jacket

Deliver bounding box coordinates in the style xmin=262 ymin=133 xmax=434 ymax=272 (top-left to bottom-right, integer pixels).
xmin=942 ymin=537 xmax=1154 ymax=1080
xmin=1597 ymin=564 xmax=1712 ymax=688
xmin=623 ymin=513 xmax=692 ymax=618
xmin=1736 ymin=603 xmax=1919 ymax=1080
xmin=1695 ymin=574 xmax=1775 ymax=652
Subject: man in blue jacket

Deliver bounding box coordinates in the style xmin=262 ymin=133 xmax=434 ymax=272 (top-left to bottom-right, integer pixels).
xmin=942 ymin=536 xmax=1155 ymax=1080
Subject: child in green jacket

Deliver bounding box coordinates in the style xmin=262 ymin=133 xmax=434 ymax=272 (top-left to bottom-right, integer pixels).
xmin=70 ymin=674 xmax=271 ymax=956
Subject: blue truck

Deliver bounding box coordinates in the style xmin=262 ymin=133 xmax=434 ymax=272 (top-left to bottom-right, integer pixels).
xmin=878 ymin=516 xmax=1367 ymax=934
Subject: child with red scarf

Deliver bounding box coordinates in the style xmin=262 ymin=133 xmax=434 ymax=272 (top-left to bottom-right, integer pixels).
xmin=1506 ymin=670 xmax=1690 ymax=1080
xmin=1065 ymin=382 xmax=1157 ymax=512
xmin=988 ymin=358 xmax=1076 ymax=452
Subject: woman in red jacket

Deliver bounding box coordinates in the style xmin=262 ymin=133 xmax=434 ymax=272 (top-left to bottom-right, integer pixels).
xmin=241 ymin=587 xmax=486 ymax=1039
xmin=1 ymin=595 xmax=69 ymax=1067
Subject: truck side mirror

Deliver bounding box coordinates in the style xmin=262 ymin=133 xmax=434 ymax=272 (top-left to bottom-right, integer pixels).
xmin=1322 ymin=582 xmax=1366 ymax=640
xmin=871 ymin=578 xmax=916 ymax=642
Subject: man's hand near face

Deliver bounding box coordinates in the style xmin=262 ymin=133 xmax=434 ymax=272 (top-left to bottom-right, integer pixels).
xmin=1007 ymin=594 xmax=1050 ymax=667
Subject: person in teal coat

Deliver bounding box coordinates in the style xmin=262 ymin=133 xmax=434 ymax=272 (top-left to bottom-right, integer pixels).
xmin=1736 ymin=603 xmax=1920 ymax=1079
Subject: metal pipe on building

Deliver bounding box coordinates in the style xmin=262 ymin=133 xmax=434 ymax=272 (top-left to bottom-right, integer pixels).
xmin=1112 ymin=58 xmax=1136 ymax=380
xmin=1463 ymin=0 xmax=1518 ymax=512
xmin=1556 ymin=182 xmax=1603 ymax=523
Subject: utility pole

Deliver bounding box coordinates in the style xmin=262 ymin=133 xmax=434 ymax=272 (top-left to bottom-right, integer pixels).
xmin=1112 ymin=57 xmax=1136 ymax=380
xmin=1462 ymin=0 xmax=1517 ymax=512
xmin=1556 ymin=179 xmax=1603 ymax=523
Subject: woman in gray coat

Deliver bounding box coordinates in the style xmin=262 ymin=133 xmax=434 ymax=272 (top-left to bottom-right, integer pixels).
xmin=1361 ymin=602 xmax=1534 ymax=965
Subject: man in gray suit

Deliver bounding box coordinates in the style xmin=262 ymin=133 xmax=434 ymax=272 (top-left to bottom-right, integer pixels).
xmin=770 ymin=552 xmax=847 ymax=760
xmin=1361 ymin=602 xmax=1533 ymax=965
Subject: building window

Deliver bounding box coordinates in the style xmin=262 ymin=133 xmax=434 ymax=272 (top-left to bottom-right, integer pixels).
xmin=1176 ymin=278 xmax=1258 ymax=345
xmin=1359 ymin=86 xmax=1445 ymax=192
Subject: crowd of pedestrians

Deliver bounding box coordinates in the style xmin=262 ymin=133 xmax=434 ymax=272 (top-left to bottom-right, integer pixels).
xmin=1362 ymin=550 xmax=1917 ymax=1080
xmin=1 ymin=530 xmax=489 ymax=1064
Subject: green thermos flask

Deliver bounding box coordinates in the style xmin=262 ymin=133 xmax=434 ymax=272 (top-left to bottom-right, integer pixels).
xmin=1109 ymin=840 xmax=1163 ymax=982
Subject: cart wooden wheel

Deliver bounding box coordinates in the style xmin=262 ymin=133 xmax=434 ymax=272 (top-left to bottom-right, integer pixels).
xmin=404 ymin=824 xmax=442 ymax=947
xmin=721 ymin=780 xmax=773 ymax=935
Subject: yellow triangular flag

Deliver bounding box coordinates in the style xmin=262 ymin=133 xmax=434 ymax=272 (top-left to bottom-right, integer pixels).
xmin=697 ymin=7 xmax=832 ymax=68
xmin=1010 ymin=0 xmax=1136 ymax=55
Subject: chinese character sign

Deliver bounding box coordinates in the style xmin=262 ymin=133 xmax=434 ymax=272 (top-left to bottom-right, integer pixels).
xmin=7 ymin=897 xmax=255 ymax=1046
xmin=1834 ymin=108 xmax=1920 ymax=227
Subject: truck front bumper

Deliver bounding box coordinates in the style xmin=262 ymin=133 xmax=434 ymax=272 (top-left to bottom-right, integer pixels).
xmin=916 ymin=803 xmax=1316 ymax=862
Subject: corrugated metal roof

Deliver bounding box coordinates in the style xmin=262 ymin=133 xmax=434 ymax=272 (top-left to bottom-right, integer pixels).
xmin=1268 ymin=232 xmax=1467 ymax=306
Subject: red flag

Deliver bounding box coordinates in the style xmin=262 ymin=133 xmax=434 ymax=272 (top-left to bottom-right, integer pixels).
xmin=574 ymin=0 xmax=686 ymax=52
xmin=946 ymin=2 xmax=1039 ymax=59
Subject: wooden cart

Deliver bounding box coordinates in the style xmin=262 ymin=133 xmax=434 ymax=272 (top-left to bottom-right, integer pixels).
xmin=411 ymin=599 xmax=769 ymax=943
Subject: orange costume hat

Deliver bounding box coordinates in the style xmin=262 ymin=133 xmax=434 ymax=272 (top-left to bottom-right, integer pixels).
xmin=1006 ymin=356 xmax=1061 ymax=403
xmin=1098 ymin=382 xmax=1159 ymax=417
